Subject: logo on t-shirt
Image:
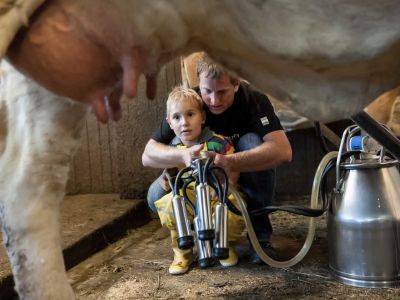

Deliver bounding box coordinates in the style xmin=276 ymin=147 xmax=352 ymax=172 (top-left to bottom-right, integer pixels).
xmin=260 ymin=116 xmax=269 ymax=126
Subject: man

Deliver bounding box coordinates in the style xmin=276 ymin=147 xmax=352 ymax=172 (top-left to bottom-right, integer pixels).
xmin=142 ymin=54 xmax=292 ymax=263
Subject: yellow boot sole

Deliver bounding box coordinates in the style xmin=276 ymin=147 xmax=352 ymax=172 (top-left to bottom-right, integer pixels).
xmin=219 ymin=247 xmax=238 ymax=267
xmin=168 ymin=250 xmax=193 ymax=275
xmin=169 ymin=260 xmax=191 ymax=275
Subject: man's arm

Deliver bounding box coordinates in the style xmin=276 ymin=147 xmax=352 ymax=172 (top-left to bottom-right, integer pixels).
xmin=213 ymin=130 xmax=292 ymax=173
xmin=142 ymin=138 xmax=204 ymax=168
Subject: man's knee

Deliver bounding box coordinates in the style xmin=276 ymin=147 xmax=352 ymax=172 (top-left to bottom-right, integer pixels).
xmin=236 ymin=133 xmax=262 ymax=152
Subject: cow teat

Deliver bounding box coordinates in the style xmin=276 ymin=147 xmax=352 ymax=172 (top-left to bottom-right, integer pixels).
xmin=120 ymin=48 xmax=159 ymax=100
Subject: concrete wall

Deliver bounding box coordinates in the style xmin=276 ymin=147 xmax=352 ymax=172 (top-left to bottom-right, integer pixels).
xmin=275 ymin=120 xmax=352 ymax=198
xmin=66 ymin=59 xmax=182 ymax=195
xmin=275 ymin=128 xmax=326 ymax=198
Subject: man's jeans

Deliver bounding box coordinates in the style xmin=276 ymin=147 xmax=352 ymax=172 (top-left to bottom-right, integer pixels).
xmin=147 ymin=174 xmax=169 ymax=213
xmin=236 ymin=133 xmax=275 ymax=243
xmin=146 ymin=133 xmax=275 ymax=242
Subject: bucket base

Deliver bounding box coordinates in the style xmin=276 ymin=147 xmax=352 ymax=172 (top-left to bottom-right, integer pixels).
xmin=331 ymin=270 xmax=400 ymax=288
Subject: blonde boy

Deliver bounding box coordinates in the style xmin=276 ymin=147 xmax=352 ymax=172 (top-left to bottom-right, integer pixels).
xmin=154 ymin=86 xmax=244 ymax=275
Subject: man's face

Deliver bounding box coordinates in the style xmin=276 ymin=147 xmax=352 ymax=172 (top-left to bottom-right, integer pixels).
xmin=199 ymin=73 xmax=239 ymax=115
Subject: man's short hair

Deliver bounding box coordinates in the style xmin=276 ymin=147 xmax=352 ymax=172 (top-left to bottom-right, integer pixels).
xmin=166 ymin=85 xmax=204 ymax=115
xmin=196 ymin=53 xmax=239 ymax=85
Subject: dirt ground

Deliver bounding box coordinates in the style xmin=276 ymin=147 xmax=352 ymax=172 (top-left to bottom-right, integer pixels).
xmin=68 ymin=199 xmax=400 ymax=300
xmin=0 ymin=194 xmax=149 ymax=300
xmin=0 ymin=194 xmax=139 ymax=279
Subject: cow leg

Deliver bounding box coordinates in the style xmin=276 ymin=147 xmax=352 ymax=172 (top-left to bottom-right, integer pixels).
xmin=0 ymin=61 xmax=87 ymax=299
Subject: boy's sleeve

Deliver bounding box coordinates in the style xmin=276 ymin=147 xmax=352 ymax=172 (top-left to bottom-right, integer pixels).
xmin=221 ymin=137 xmax=235 ymax=155
xmin=206 ymin=133 xmax=235 ymax=155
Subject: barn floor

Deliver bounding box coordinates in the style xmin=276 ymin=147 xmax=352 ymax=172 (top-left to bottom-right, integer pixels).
xmin=67 ymin=197 xmax=400 ymax=300
xmin=0 ymin=194 xmax=150 ymax=299
xmin=1 ymin=195 xmax=399 ymax=299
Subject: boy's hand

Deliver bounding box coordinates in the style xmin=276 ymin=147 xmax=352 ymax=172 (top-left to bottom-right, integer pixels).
xmin=182 ymin=144 xmax=204 ymax=166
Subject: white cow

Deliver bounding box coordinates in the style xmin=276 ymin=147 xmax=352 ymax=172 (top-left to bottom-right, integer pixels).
xmin=0 ymin=60 xmax=88 ymax=299
xmin=365 ymin=86 xmax=400 ymax=136
xmin=1 ymin=0 xmax=400 ymax=299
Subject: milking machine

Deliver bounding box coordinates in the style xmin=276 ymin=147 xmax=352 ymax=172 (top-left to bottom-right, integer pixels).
xmin=172 ymin=152 xmax=235 ymax=268
xmin=328 ymin=124 xmax=400 ymax=287
xmin=171 ymin=117 xmax=400 ymax=288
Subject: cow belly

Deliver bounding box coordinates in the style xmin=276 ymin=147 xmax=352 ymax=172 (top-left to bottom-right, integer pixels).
xmin=6 ymin=0 xmax=400 ymax=122
xmin=215 ymin=0 xmax=400 ymax=121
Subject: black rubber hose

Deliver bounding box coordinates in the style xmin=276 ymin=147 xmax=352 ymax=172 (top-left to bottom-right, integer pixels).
xmin=209 ymin=172 xmax=223 ymax=203
xmin=209 ymin=166 xmax=228 ymax=203
xmin=249 ymin=205 xmax=326 ymax=217
xmin=173 ymin=166 xmax=191 ymax=195
xmin=181 ymin=178 xmax=196 ymax=214
xmin=250 ymin=150 xmax=362 ymax=218
xmin=226 ymin=199 xmax=243 ymax=216
xmin=196 ymin=159 xmax=204 ymax=184
xmin=202 ymin=157 xmax=213 ymax=183
xmin=208 ymin=166 xmax=242 ymax=216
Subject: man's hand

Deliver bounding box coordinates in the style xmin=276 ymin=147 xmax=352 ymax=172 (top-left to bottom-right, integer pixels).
xmin=160 ymin=171 xmax=172 ymax=191
xmin=205 ymin=152 xmax=239 ymax=192
xmin=208 ymin=152 xmax=234 ymax=177
xmin=159 ymin=168 xmax=179 ymax=191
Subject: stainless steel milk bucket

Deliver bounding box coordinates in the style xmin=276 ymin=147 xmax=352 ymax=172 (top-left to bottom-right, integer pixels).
xmin=328 ymin=159 xmax=400 ymax=287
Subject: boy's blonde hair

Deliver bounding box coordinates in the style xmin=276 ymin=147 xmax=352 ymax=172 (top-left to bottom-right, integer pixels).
xmin=166 ymin=86 xmax=204 ymax=115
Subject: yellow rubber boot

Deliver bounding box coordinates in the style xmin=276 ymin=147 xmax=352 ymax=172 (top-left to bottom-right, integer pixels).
xmin=218 ymin=214 xmax=241 ymax=267
xmin=219 ymin=247 xmax=239 ymax=267
xmin=219 ymin=196 xmax=245 ymax=267
xmin=169 ymin=230 xmax=193 ymax=275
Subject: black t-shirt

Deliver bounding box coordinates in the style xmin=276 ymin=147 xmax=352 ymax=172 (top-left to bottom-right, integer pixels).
xmin=152 ymin=82 xmax=283 ymax=146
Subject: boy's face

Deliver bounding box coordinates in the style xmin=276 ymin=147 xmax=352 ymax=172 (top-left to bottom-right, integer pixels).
xmin=167 ymin=100 xmax=205 ymax=146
